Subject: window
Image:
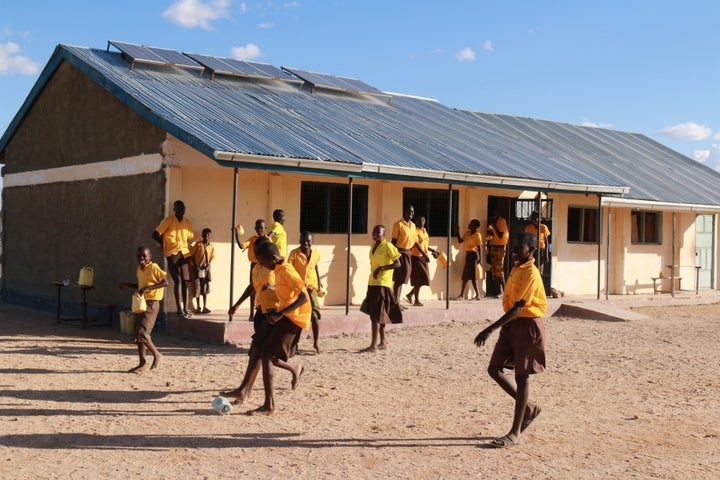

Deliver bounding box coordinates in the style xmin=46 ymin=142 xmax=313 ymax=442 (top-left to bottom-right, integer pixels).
xmin=300 ymin=182 xmax=368 ymax=234
xmin=402 ymin=187 xmax=459 ymax=237
xmin=567 ymin=206 xmax=599 ymax=243
xmin=631 ymin=210 xmax=662 ymax=244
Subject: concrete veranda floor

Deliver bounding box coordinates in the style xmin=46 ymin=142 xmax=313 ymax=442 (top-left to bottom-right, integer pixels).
xmin=165 ymin=287 xmax=720 ymax=345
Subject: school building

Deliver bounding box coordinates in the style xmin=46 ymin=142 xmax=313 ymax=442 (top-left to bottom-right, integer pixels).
xmin=2 ymin=41 xmax=720 ymax=324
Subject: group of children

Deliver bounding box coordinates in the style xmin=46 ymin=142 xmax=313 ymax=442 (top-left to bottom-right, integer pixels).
xmin=121 ymin=202 xmax=549 ymax=447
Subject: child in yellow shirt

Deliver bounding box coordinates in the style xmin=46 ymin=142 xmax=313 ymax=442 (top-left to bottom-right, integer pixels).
xmin=474 ymin=232 xmax=547 ymax=448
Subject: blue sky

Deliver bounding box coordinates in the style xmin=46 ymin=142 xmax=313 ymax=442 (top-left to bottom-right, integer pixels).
xmin=2 ymin=0 xmax=719 ymax=175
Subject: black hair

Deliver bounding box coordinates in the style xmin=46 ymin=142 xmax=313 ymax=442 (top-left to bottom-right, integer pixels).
xmin=202 ymin=228 xmax=212 ymax=236
xmin=272 ymin=209 xmax=285 ymax=221
xmin=515 ymin=232 xmax=538 ymax=250
xmin=255 ymin=239 xmax=280 ymax=259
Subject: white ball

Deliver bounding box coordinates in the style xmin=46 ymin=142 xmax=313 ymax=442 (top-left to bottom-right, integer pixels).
xmin=212 ymin=396 xmax=232 ymax=415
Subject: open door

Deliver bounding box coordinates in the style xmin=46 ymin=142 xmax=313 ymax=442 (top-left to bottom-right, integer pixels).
xmin=511 ymin=195 xmax=553 ymax=295
xmin=486 ymin=196 xmax=513 ymax=297
xmin=695 ymin=214 xmax=715 ymax=289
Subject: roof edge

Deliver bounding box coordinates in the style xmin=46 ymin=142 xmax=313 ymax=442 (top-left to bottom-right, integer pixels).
xmin=214 ymin=151 xmax=629 ymax=194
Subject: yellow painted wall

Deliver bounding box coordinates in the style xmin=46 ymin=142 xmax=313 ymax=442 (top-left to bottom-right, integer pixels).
xmin=159 ymin=137 xmax=715 ymax=310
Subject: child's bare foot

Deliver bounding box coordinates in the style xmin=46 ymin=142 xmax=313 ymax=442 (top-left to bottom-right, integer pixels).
xmin=128 ymin=360 xmax=147 ymax=373
xmin=405 ymin=293 xmax=413 ymax=304
xmin=220 ymin=388 xmax=248 ymax=404
xmin=378 ymin=342 xmax=387 ymax=350
xmin=359 ymin=346 xmax=377 ymax=353
xmin=291 ymin=365 xmax=304 ymax=390
xmin=248 ymin=405 xmax=275 ymax=416
xmin=150 ymin=353 xmax=163 ymax=370
xmin=313 ymin=343 xmax=321 ymax=354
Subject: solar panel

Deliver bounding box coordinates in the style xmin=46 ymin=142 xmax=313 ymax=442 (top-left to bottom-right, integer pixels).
xmin=184 ymin=52 xmax=291 ymax=80
xmin=108 ymin=40 xmax=203 ymax=71
xmin=281 ymin=67 xmax=383 ymax=95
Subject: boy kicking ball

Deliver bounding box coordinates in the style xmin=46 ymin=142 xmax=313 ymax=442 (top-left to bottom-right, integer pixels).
xmin=474 ymin=232 xmax=546 ymax=448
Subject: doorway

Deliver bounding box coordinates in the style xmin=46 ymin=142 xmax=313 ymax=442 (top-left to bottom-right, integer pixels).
xmin=695 ymin=214 xmax=715 ymax=289
xmin=511 ymin=196 xmax=554 ymax=295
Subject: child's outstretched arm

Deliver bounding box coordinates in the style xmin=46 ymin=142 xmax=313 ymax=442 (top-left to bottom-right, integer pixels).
xmin=228 ymin=283 xmax=254 ymax=321
xmin=474 ymin=299 xmax=526 ymax=347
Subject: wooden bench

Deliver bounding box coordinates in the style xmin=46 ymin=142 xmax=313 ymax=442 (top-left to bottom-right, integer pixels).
xmin=651 ymin=276 xmax=682 ymax=294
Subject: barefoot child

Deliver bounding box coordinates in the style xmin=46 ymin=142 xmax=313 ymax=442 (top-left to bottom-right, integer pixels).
xmin=190 ymin=228 xmax=214 ymax=314
xmin=119 ymin=246 xmax=169 ymax=374
xmin=455 ymin=219 xmax=483 ymax=300
xmin=288 ymin=231 xmax=324 ymax=353
xmin=361 ymin=225 xmax=401 ymax=353
xmin=474 ymin=232 xmax=547 ymax=448
xmin=251 ymin=240 xmax=310 ymax=415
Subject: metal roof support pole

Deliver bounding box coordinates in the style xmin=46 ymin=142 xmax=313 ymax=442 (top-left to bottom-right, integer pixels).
xmin=605 ymin=207 xmax=612 ymax=300
xmin=345 ymin=177 xmax=354 ymax=315
xmin=535 ymin=193 xmax=543 ymax=266
xmin=446 ymin=184 xmax=452 ymax=310
xmin=229 ymin=167 xmax=239 ymax=308
xmin=597 ymin=194 xmax=603 ymax=300
xmin=671 ymin=212 xmax=677 ymax=297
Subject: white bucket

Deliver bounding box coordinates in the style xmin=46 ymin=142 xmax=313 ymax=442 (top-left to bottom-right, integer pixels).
xmin=78 ymin=267 xmax=94 ymax=287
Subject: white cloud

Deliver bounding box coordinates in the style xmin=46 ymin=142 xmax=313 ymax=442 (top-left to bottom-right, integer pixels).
xmin=259 ymin=22 xmax=275 ymax=29
xmin=714 ymin=132 xmax=720 ymax=141
xmin=455 ymin=47 xmax=476 ymax=62
xmin=694 ymin=144 xmax=720 ymax=172
xmin=482 ymin=40 xmax=494 ymax=52
xmin=162 ymin=0 xmax=231 ymax=30
xmin=239 ymin=1 xmax=248 ymax=14
xmin=657 ymin=122 xmax=712 ymax=141
xmin=581 ymin=120 xmax=613 ymax=129
xmin=0 ymin=42 xmax=40 ymax=76
xmin=230 ymin=43 xmax=261 ymax=61
xmin=283 ymin=1 xmax=302 ymax=7
xmin=693 ymin=150 xmax=710 ymax=163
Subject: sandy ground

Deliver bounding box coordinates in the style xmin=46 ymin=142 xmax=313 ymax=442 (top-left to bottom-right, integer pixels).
xmin=1 ymin=301 xmax=719 ymax=480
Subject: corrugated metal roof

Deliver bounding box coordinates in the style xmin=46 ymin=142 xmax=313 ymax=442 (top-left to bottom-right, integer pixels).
xmin=3 ymin=43 xmax=720 ymax=208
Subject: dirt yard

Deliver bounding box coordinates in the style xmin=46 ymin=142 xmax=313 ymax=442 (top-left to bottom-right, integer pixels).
xmin=0 ymin=301 xmax=718 ymax=479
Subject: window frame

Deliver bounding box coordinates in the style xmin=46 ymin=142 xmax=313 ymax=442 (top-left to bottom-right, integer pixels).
xmin=630 ymin=210 xmax=662 ymax=245
xmin=402 ymin=187 xmax=459 ymax=237
xmin=299 ymin=181 xmax=369 ymax=234
xmin=566 ymin=205 xmax=599 ymax=244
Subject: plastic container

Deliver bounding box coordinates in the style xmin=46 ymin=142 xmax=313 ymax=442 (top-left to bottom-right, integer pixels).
xmin=132 ymin=292 xmax=147 ymax=314
xmin=437 ymin=252 xmax=448 ymax=268
xmin=78 ymin=267 xmax=94 ymax=287
xmin=120 ymin=311 xmax=135 ymax=334
xmin=212 ymin=396 xmax=233 ymax=415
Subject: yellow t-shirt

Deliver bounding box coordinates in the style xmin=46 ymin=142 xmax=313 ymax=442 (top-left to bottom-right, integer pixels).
xmin=136 ymin=262 xmax=167 ymax=301
xmin=391 ymin=219 xmax=417 ymax=250
xmin=287 ymin=247 xmax=321 ymax=291
xmin=274 ymin=262 xmax=311 ymax=330
xmin=252 ymin=264 xmax=279 ymax=313
xmin=268 ymin=221 xmax=287 ymax=258
xmin=487 ymin=217 xmax=510 ymax=246
xmin=155 ymin=215 xmax=194 ymax=258
xmin=461 ymin=230 xmax=483 ymax=252
xmin=411 ymin=228 xmax=429 ymax=257
xmin=525 ymin=223 xmax=551 ymax=250
xmin=241 ymin=235 xmax=260 ymax=263
xmin=190 ymin=241 xmax=214 ymax=268
xmin=502 ymin=258 xmax=547 ymax=318
xmin=368 ymin=239 xmax=401 ymax=287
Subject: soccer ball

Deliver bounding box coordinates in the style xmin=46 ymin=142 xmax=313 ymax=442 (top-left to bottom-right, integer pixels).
xmin=212 ymin=396 xmax=232 ymax=415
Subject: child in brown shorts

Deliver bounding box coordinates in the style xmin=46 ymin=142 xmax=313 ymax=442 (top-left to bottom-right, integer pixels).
xmin=119 ymin=246 xmax=169 ymax=374
xmin=474 ymin=232 xmax=547 ymax=448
